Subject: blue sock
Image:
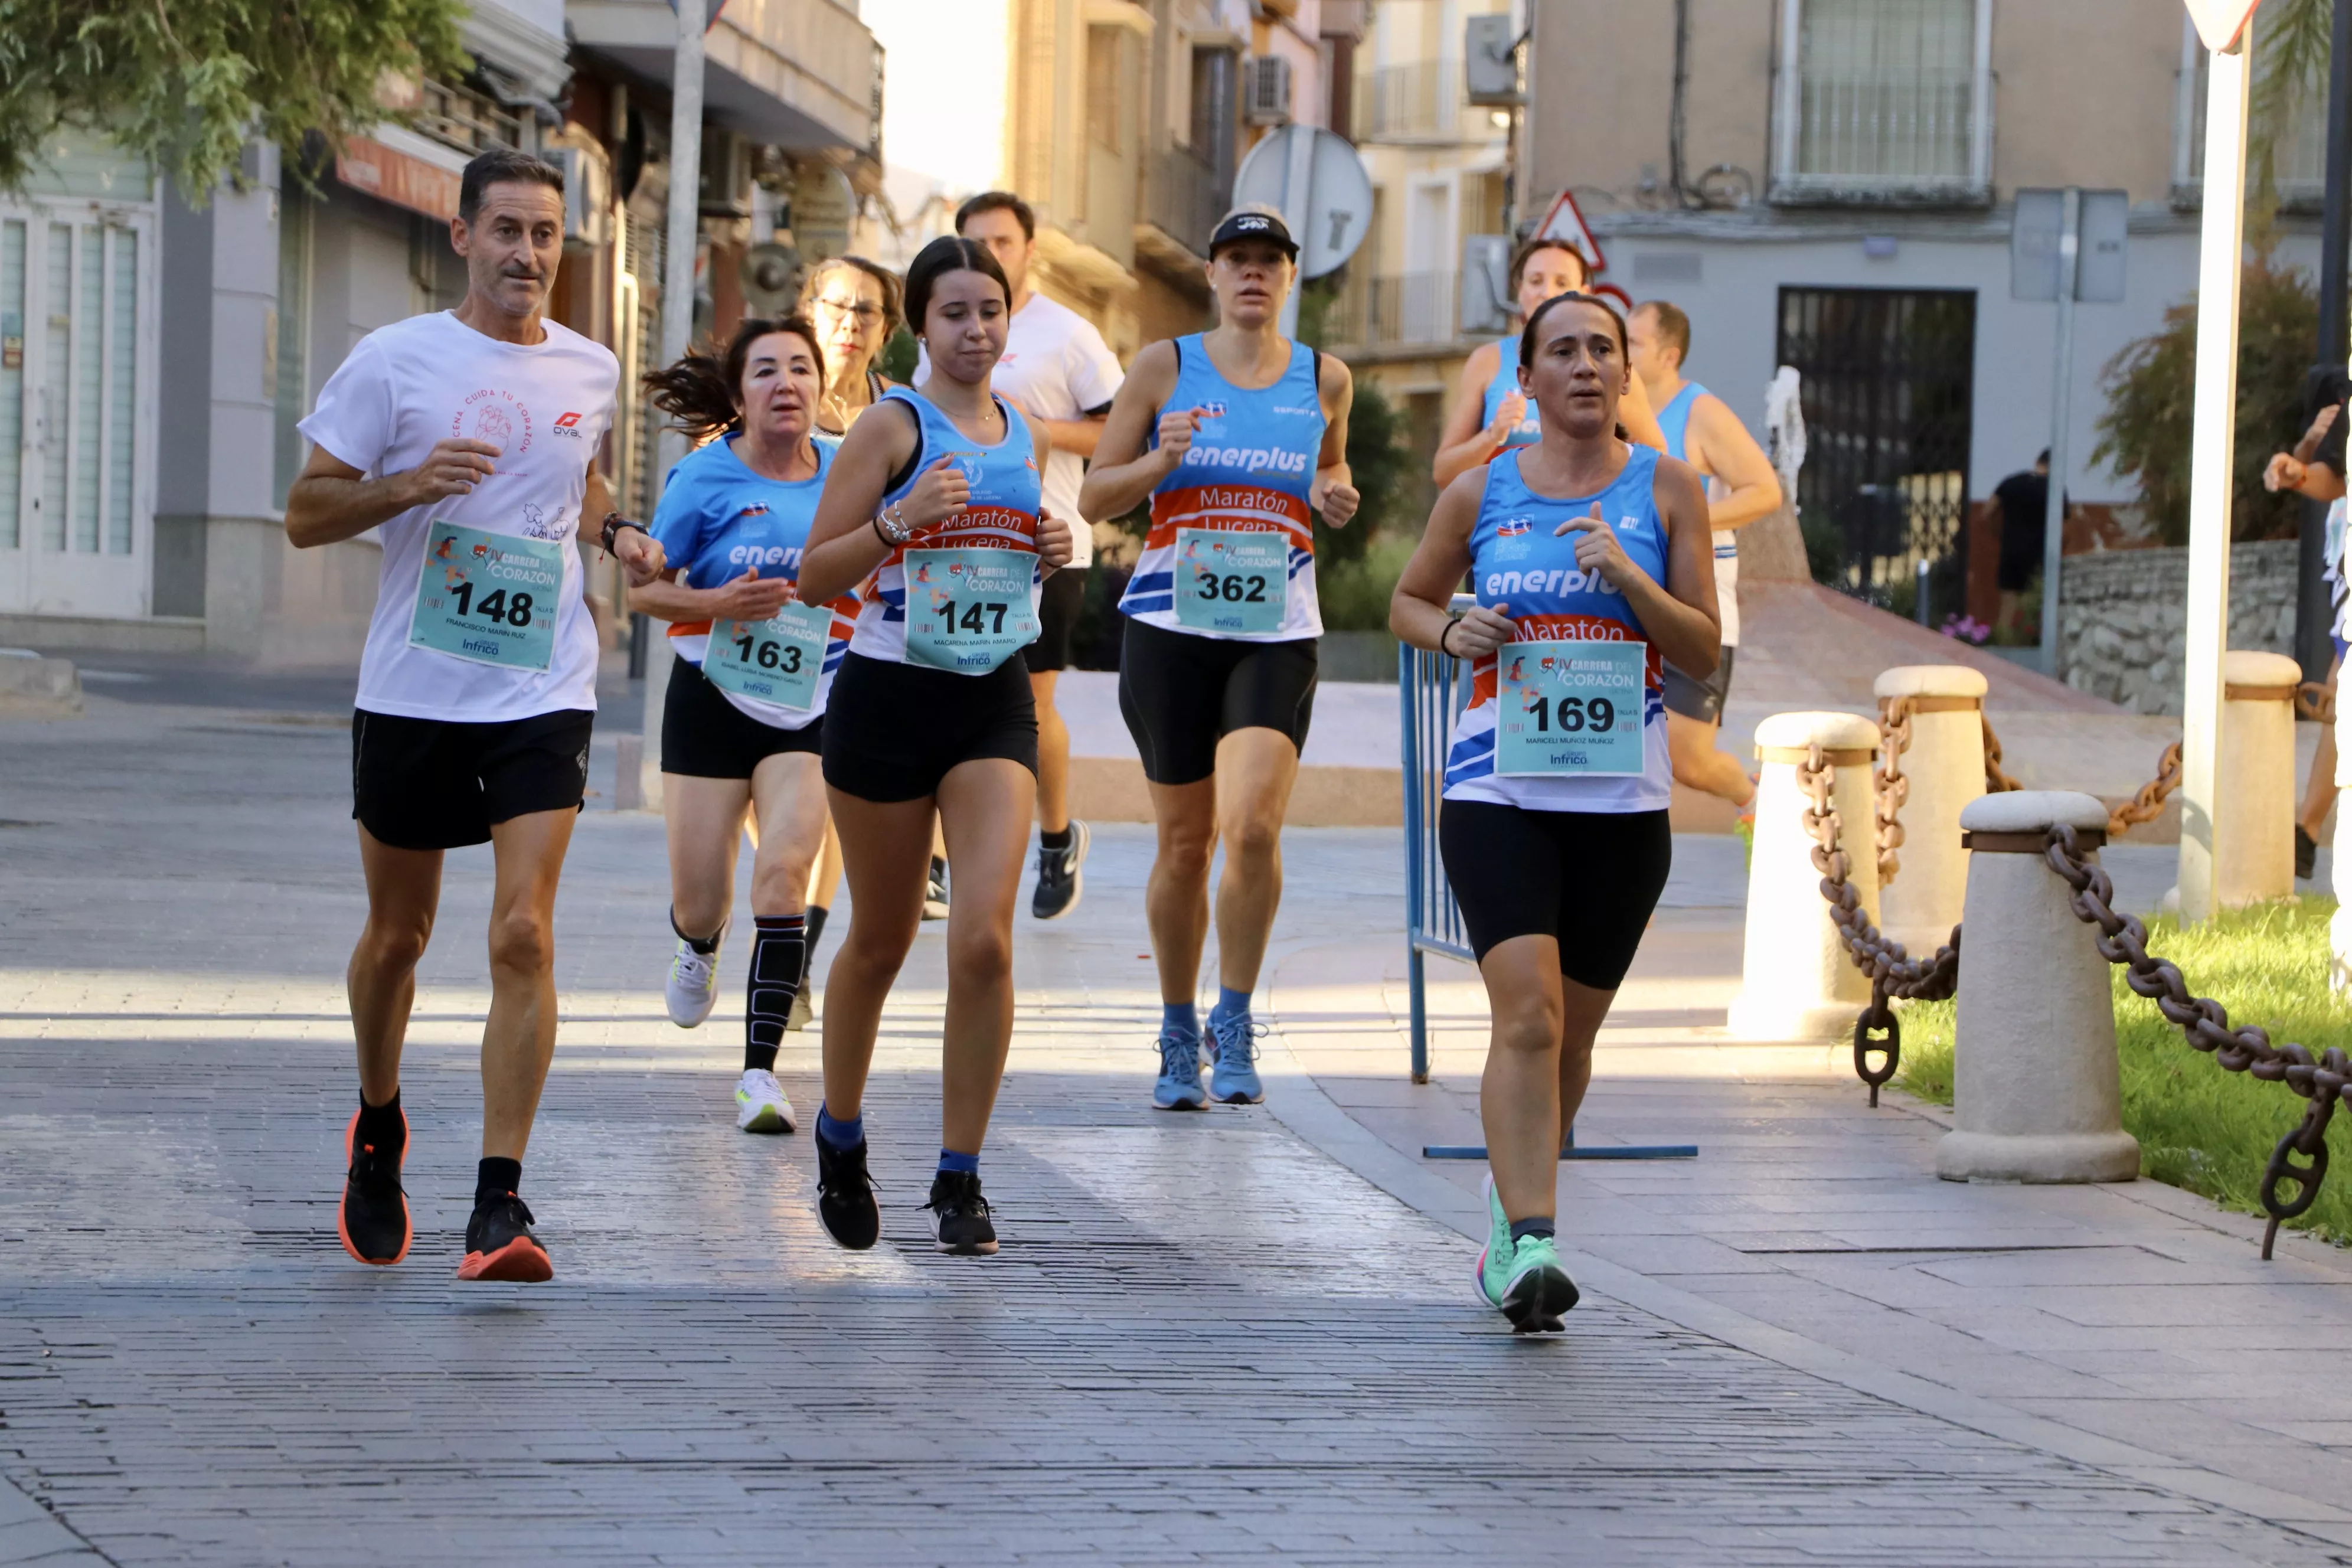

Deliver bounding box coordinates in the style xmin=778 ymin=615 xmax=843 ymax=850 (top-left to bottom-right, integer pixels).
xmin=1161 ymin=1002 xmax=1200 ymax=1039
xmin=937 ymin=1148 xmax=979 ymax=1176
xmin=1210 ymin=986 xmax=1252 ymax=1024
xmin=815 ymin=1105 xmax=864 ymax=1151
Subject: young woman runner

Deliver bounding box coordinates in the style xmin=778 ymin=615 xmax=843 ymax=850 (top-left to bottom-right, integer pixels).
xmin=1431 ymin=239 xmax=1667 ymax=489
xmin=796 ymin=236 xmax=1073 ymax=1255
xmin=1390 ymin=291 xmax=1719 ymax=1332
xmin=1079 ymin=207 xmax=1360 ymax=1110
xmin=634 ymin=315 xmax=860 ymax=1134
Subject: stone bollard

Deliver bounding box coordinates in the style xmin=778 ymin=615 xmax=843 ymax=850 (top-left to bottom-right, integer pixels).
xmin=1873 ymin=665 xmax=1988 ymax=958
xmin=2214 ymin=650 xmax=2301 ymax=909
xmin=2334 ymin=710 xmax=2352 ymax=992
xmin=1938 ymin=790 xmax=2139 ymax=1184
xmin=1728 ymin=711 xmax=1881 ymax=1042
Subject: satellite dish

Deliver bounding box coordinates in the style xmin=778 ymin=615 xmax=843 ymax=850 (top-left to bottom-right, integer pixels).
xmin=742 ymin=243 xmax=800 ymax=315
xmin=1231 ymin=125 xmax=1373 ymax=280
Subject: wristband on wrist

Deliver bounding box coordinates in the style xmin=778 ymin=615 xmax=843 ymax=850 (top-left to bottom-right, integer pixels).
xmin=1439 ymin=617 xmax=1459 ymax=657
xmin=599 ymin=512 xmax=646 ymax=554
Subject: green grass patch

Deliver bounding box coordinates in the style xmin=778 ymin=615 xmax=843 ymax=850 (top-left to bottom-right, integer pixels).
xmin=1891 ymin=897 xmax=2352 ymax=1242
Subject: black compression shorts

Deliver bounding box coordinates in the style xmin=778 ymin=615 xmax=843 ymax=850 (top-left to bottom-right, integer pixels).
xmin=1116 ymin=615 xmax=1317 ymax=786
xmin=820 ymin=649 xmax=1038 ymax=802
xmin=351 ymin=707 xmax=593 ymax=852
xmin=1438 ymin=801 xmax=1672 ymax=990
xmin=661 ymin=655 xmax=821 ymax=779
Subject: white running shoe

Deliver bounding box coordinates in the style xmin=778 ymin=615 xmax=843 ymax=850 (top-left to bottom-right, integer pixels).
xmin=665 ymin=937 xmax=720 ymax=1028
xmin=734 ymin=1068 xmax=797 ymax=1133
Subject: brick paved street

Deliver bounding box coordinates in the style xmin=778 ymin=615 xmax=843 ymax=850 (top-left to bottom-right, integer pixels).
xmin=8 ymin=687 xmax=2352 ymax=1564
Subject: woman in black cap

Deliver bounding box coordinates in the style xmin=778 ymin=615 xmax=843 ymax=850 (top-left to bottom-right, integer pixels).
xmin=1079 ymin=204 xmax=1360 ymax=1112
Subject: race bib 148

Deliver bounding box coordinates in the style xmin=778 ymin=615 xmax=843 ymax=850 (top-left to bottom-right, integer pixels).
xmin=408 ymin=520 xmax=563 ymax=671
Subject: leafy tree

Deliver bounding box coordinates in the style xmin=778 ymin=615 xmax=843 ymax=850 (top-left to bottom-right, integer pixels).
xmin=0 ymin=0 xmax=466 ymax=202
xmin=1315 ymin=375 xmax=1406 ymax=567
xmin=2092 ymin=251 xmax=2318 ymax=545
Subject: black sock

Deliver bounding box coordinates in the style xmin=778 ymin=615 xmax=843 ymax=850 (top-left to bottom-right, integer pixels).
xmin=746 ymin=914 xmax=805 ymax=1072
xmin=670 ymin=907 xmax=721 ymax=955
xmin=355 ymin=1089 xmax=404 ymax=1154
xmin=475 ymin=1157 xmax=522 ymax=1209
xmin=929 ymin=855 xmax=948 ymax=885
xmin=799 ymin=904 xmax=829 ymax=992
xmin=1509 ymin=1217 xmax=1556 ymax=1244
xmin=1040 ymin=825 xmax=1073 ymax=852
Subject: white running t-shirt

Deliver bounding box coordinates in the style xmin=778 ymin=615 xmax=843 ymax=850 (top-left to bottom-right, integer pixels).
xmin=919 ymin=292 xmax=1123 ymax=567
xmin=299 ymin=311 xmax=619 ymax=723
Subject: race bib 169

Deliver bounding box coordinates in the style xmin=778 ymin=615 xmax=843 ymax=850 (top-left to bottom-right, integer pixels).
xmin=1494 ymin=638 xmax=1647 ymax=777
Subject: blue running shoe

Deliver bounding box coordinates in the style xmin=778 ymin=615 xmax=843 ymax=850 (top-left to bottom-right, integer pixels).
xmin=1152 ymin=1030 xmax=1208 ymax=1110
xmin=1208 ymin=1012 xmax=1267 ymax=1105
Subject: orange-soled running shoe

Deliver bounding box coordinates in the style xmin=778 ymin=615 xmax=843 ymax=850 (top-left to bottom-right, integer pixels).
xmin=456 ymin=1191 xmax=554 ymax=1282
xmin=338 ymin=1108 xmax=413 ymax=1266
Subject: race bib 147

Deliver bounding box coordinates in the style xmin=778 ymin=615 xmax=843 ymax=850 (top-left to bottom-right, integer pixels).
xmin=902 ymin=546 xmax=1040 ymax=674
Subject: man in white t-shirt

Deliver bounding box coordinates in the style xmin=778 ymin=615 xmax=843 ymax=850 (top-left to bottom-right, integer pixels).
xmin=937 ymin=191 xmax=1125 ymax=919
xmin=285 ymin=148 xmax=665 ymax=1284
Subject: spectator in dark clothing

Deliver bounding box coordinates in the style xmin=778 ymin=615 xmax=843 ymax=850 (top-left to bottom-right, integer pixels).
xmin=1995 ymin=450 xmax=2054 ymax=639
xmin=2263 ymin=377 xmax=2349 ymax=880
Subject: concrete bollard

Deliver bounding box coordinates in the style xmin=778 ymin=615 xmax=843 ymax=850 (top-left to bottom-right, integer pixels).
xmin=1728 ymin=711 xmax=1882 ymax=1042
xmin=1873 ymin=665 xmax=1988 ymax=957
xmin=1938 ymin=790 xmax=2139 ymax=1184
xmin=2215 ymin=650 xmax=2301 ymax=909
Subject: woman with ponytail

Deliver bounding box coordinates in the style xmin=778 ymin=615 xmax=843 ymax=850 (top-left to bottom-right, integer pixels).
xmin=632 ymin=316 xmax=860 ymax=1136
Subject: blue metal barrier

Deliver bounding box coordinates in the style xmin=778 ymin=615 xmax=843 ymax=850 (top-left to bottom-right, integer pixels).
xmin=1397 ymin=596 xmax=1697 ymax=1161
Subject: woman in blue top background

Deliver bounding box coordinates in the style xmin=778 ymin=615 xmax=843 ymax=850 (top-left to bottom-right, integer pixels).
xmin=635 ymin=315 xmax=858 ymax=1139
xmin=1430 ymin=239 xmax=1668 ymax=489
xmin=1392 ymin=292 xmax=1717 ymax=1332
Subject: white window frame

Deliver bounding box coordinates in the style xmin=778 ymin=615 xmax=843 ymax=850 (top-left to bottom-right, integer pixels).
xmin=1770 ymin=0 xmax=1993 ymax=204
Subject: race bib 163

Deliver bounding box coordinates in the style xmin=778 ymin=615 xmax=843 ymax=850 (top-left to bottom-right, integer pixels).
xmin=706 ymin=600 xmax=831 ymax=711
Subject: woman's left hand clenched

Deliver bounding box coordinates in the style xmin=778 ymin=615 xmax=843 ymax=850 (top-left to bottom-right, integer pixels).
xmin=1311 ymin=475 xmax=1361 ymax=527
xmin=1036 ymin=508 xmax=1075 ymax=573
xmin=1558 ymin=502 xmax=1639 ymax=592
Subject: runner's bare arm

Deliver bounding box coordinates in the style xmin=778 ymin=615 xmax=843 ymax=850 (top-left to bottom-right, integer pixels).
xmin=1618 ymin=371 xmax=1669 ymax=455
xmin=1603 ymin=455 xmax=1721 ymax=673
xmin=1023 ymin=409 xmax=1074 ymax=573
xmin=1432 ymin=341 xmax=1514 ymax=488
xmin=1310 ymin=352 xmax=1359 ymax=527
xmin=584 ymin=469 xmax=664 ymax=584
xmin=629 ymin=567 xmax=792 ymax=625
xmin=284 ymin=439 xmax=499 ymax=548
xmin=1687 ymin=394 xmax=1782 ymax=530
xmin=1077 ymin=341 xmax=1187 ymax=522
xmin=796 ymin=400 xmax=953 ymax=603
xmin=1391 ymin=472 xmax=1511 ymax=655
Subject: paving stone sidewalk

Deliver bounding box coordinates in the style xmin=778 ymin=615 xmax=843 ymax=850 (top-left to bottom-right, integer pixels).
xmin=3 ymin=691 xmax=2352 ymax=1564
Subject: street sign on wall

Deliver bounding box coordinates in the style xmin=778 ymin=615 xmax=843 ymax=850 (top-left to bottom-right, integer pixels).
xmin=2011 ymin=189 xmax=2128 ymax=303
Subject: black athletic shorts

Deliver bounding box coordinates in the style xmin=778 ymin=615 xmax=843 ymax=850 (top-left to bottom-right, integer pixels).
xmin=661 ymin=655 xmax=821 ymax=779
xmin=1661 ymin=646 xmax=1736 ymax=724
xmin=1022 ymin=567 xmax=1087 ymax=674
xmin=1117 ymin=615 xmax=1317 ymax=786
xmin=820 ymin=649 xmax=1038 ymax=802
xmin=351 ymin=707 xmax=593 ymax=852
xmin=1438 ymin=801 xmax=1672 ymax=990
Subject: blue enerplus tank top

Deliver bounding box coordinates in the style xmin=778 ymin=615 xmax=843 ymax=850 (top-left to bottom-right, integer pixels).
xmin=849 ymin=386 xmax=1043 ymax=667
xmin=1479 ymin=335 xmax=1542 ymax=451
xmin=1443 ymin=445 xmax=1674 ymax=814
xmin=1117 ymin=335 xmax=1327 ymax=641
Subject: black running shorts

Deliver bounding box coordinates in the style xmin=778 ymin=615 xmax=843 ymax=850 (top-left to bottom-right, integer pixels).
xmin=820 ymin=649 xmax=1038 ymax=803
xmin=1021 ymin=567 xmax=1087 ymax=674
xmin=660 ymin=655 xmax=821 ymax=779
xmin=1661 ymin=646 xmax=1736 ymax=725
xmin=351 ymin=707 xmax=593 ymax=852
xmin=1117 ymin=615 xmax=1317 ymax=786
xmin=1437 ymin=801 xmax=1672 ymax=990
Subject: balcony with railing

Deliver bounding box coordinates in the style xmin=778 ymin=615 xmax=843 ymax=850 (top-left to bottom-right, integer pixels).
xmin=1142 ymin=146 xmax=1227 ymax=257
xmin=1321 ymin=270 xmax=1467 ymax=354
xmin=1355 ymin=61 xmax=1475 ymax=143
xmin=567 ymin=0 xmax=882 ymax=157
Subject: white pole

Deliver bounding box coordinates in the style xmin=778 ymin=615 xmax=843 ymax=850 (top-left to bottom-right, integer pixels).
xmin=2039 ymin=187 xmax=2079 ymax=679
xmin=639 ymin=0 xmax=707 ymax=813
xmin=2179 ymin=29 xmax=2253 ymax=924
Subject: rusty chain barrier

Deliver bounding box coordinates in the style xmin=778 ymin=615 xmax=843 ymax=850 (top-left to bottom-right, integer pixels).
xmin=1796 ymin=743 xmax=1960 ymax=1107
xmin=2042 ymin=824 xmax=2345 ymax=1259
xmin=1873 ymin=695 xmax=1913 ymax=886
xmin=1978 ymin=710 xmax=2182 ymax=842
xmin=2105 ymin=741 xmax=2183 ymax=841
xmin=1979 ymin=713 xmax=2024 ymax=795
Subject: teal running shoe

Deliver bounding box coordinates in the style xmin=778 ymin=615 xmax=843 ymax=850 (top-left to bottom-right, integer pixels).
xmin=1475 ymin=1175 xmax=1579 ymax=1333
xmin=1152 ymin=1030 xmax=1208 ymax=1110
xmin=1208 ymin=1012 xmax=1266 ymax=1104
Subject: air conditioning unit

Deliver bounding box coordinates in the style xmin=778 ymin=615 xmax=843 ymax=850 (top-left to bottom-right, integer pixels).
xmin=1243 ymin=55 xmax=1293 ymax=125
xmin=551 ymin=143 xmax=612 ymax=251
xmin=1460 ymin=234 xmax=1512 ymax=335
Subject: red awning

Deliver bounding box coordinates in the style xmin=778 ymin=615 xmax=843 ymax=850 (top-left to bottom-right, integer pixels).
xmin=336 ymin=135 xmax=462 ymax=222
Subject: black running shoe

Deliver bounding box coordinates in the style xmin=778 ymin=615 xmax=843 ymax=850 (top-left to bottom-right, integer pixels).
xmin=1031 ymin=820 xmax=1090 ymax=920
xmin=2298 ymin=825 xmax=2319 ymax=881
xmin=925 ymin=1170 xmax=999 ymax=1255
xmin=458 ymin=1191 xmax=553 ymax=1282
xmin=816 ymin=1136 xmax=880 ymax=1250
xmin=338 ymin=1108 xmax=411 ymax=1266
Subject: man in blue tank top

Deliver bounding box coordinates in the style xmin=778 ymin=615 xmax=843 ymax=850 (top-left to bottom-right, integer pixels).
xmin=1629 ymin=299 xmax=1782 ymax=816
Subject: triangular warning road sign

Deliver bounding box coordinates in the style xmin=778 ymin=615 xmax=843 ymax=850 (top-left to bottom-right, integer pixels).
xmin=2183 ymin=0 xmax=2261 ymax=51
xmin=1528 ymin=188 xmax=1607 ymax=280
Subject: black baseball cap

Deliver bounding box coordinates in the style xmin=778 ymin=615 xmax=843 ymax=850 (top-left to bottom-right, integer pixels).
xmin=1208 ymin=205 xmax=1299 ymax=260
